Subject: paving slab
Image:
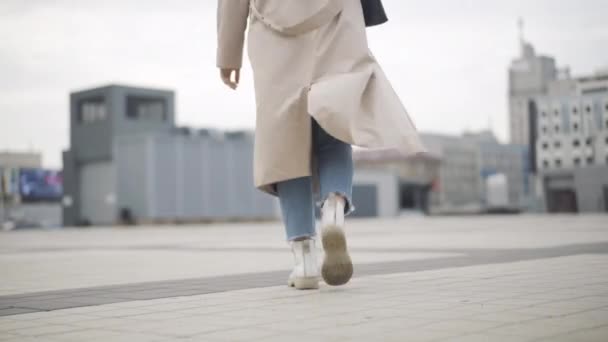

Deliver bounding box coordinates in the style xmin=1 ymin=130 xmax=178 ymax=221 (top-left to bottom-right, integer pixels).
xmin=0 ymin=214 xmax=607 ymax=341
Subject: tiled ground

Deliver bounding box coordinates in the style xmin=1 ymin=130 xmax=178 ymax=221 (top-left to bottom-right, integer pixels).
xmin=1 ymin=214 xmax=607 ymax=341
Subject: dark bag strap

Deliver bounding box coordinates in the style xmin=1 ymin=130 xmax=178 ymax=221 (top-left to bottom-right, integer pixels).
xmin=361 ymin=0 xmax=388 ymax=27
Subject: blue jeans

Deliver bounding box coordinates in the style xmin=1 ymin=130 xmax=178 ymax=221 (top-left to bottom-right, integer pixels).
xmin=276 ymin=120 xmax=353 ymax=241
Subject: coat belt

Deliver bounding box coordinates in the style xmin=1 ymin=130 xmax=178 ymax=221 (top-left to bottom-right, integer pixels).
xmin=249 ymin=0 xmax=343 ymax=36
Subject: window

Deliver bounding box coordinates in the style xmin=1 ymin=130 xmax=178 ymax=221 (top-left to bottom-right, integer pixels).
xmin=573 ymin=123 xmax=579 ymax=131
xmin=586 ymin=138 xmax=593 ymax=146
xmin=542 ymin=142 xmax=549 ymax=150
xmin=126 ymin=96 xmax=167 ymax=121
xmin=555 ymin=125 xmax=560 ymax=133
xmin=587 ymin=157 xmax=594 ymax=164
xmin=573 ymin=139 xmax=580 ymax=147
xmin=541 ymin=111 xmax=546 ymax=117
xmin=555 ymin=159 xmax=562 ymax=168
xmin=586 ymin=106 xmax=592 ymax=113
xmin=573 ymin=107 xmax=578 ymax=114
xmin=554 ymin=141 xmax=561 ymax=148
xmin=554 ymin=110 xmax=559 ymax=116
xmin=542 ymin=160 xmax=549 ymax=168
xmin=542 ymin=126 xmax=548 ymax=134
xmin=78 ymin=98 xmax=106 ymax=124
xmin=574 ymin=157 xmax=581 ymax=166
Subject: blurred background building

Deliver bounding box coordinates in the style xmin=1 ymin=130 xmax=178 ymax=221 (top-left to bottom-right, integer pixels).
xmin=420 ymin=134 xmax=483 ymax=213
xmin=351 ymin=130 xmax=529 ymax=216
xmin=508 ymin=24 xmax=608 ymax=213
xmin=421 ymin=132 xmax=528 ymax=214
xmin=352 ymin=149 xmax=439 ymax=217
xmin=0 ymin=152 xmax=42 ymax=169
xmin=534 ymin=70 xmax=608 ymax=212
xmin=62 ymin=85 xmax=277 ymax=226
xmin=462 ymin=131 xmax=529 ymax=210
xmin=508 ymin=27 xmax=558 ymax=147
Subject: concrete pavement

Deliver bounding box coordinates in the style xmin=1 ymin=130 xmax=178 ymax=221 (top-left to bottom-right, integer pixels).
xmin=1 ymin=214 xmax=607 ymax=341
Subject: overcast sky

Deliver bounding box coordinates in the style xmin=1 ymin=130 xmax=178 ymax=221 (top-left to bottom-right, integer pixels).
xmin=1 ymin=0 xmax=607 ymax=168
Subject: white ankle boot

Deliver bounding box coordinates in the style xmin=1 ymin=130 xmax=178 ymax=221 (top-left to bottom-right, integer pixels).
xmin=288 ymin=239 xmax=320 ymax=290
xmin=320 ymin=193 xmax=353 ymax=286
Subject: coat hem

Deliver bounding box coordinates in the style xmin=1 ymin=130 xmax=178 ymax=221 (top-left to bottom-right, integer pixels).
xmin=311 ymin=114 xmax=429 ymax=158
xmin=256 ymin=170 xmax=313 ymax=196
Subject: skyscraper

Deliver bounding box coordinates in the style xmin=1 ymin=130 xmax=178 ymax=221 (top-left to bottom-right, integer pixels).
xmin=508 ymin=20 xmax=558 ymax=146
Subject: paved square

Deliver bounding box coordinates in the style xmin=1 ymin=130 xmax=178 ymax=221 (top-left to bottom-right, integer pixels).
xmin=1 ymin=214 xmax=607 ymax=341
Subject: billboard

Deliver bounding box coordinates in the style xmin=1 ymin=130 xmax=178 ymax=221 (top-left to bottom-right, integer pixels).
xmin=19 ymin=168 xmax=63 ymax=202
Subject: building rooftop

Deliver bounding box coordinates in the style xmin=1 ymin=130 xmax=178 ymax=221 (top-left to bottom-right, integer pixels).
xmin=71 ymin=83 xmax=175 ymax=95
xmin=0 ymin=151 xmax=43 ymax=169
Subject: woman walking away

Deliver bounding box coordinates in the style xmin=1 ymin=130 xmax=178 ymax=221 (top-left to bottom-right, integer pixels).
xmin=217 ymin=0 xmax=426 ymax=289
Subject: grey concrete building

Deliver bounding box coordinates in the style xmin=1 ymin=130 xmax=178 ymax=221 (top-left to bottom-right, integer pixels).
xmin=352 ymin=148 xmax=439 ymax=216
xmin=534 ymin=70 xmax=608 ymax=212
xmin=507 ymin=23 xmax=608 ymax=213
xmin=508 ymin=25 xmax=558 ymax=146
xmin=351 ymin=169 xmax=400 ymax=218
xmin=63 ymin=85 xmax=277 ymax=226
xmin=420 ymin=134 xmax=483 ymax=213
xmin=354 ymin=133 xmax=525 ymax=215
xmin=463 ymin=131 xmax=529 ymax=209
xmin=541 ymin=166 xmax=608 ymax=213
xmin=413 ymin=132 xmax=530 ymax=214
xmin=112 ymin=130 xmax=276 ymax=223
xmin=0 ymin=152 xmax=42 ymax=169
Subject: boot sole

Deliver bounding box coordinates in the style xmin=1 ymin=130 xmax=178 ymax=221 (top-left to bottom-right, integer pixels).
xmin=321 ymin=226 xmax=353 ymax=286
xmin=289 ymin=277 xmax=320 ymax=290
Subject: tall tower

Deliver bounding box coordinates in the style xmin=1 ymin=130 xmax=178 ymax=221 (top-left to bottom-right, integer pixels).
xmin=508 ymin=19 xmax=558 ymax=146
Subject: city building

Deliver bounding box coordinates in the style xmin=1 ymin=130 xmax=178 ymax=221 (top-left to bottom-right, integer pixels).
xmin=507 ymin=22 xmax=608 ymax=213
xmin=462 ymin=131 xmax=529 ymax=209
xmin=355 ymin=132 xmax=526 ymax=215
xmin=508 ymin=22 xmax=558 ymax=146
xmin=62 ymin=85 xmax=277 ymax=226
xmin=534 ymin=70 xmax=608 ymax=212
xmin=350 ymin=169 xmax=400 ymax=218
xmin=395 ymin=132 xmax=529 ymax=214
xmin=0 ymin=151 xmax=42 ymax=169
xmin=420 ymin=133 xmax=483 ymax=213
xmin=352 ymin=149 xmax=439 ymax=216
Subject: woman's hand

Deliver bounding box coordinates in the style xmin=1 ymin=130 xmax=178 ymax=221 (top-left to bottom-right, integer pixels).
xmin=220 ymin=68 xmax=240 ymax=90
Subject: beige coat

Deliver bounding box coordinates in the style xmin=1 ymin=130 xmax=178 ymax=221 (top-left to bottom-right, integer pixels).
xmin=217 ymin=0 xmax=427 ymax=195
